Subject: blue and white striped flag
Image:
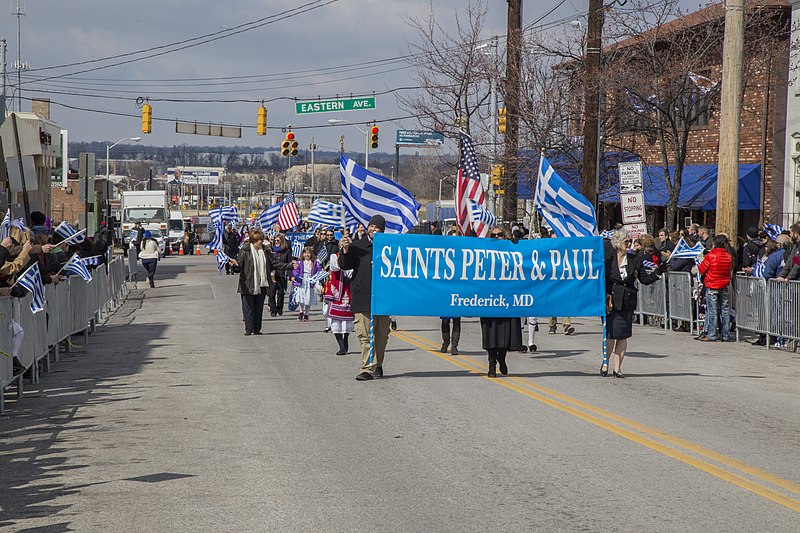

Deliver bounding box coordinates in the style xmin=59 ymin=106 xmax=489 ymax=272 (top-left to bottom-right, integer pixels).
xmin=54 ymin=221 xmax=86 ymax=244
xmin=642 ymin=259 xmax=657 ymax=271
xmin=600 ymin=230 xmax=615 ymax=239
xmin=258 ymin=202 xmax=283 ymax=230
xmin=205 ymin=221 xmax=223 ymax=251
xmin=534 ymin=155 xmax=598 ymax=238
xmin=753 ymin=256 xmax=766 ymax=278
xmin=209 ymin=205 xmax=239 ymax=226
xmin=216 ymin=250 xmax=230 ymax=272
xmin=16 ymin=262 xmax=46 ymax=314
xmin=291 ymin=239 xmax=304 ymax=259
xmin=308 ymin=200 xmax=344 ymax=227
xmin=308 ymin=269 xmax=329 ymax=286
xmin=62 ymin=253 xmax=92 ymax=282
xmin=316 ymin=244 xmax=328 ymax=264
xmin=669 ymin=237 xmax=705 ymax=260
xmin=764 ymin=223 xmax=783 ymax=241
xmin=467 ymin=201 xmax=496 ymax=227
xmin=82 ymin=255 xmax=103 ymax=267
xmin=340 ymin=155 xmax=421 ymax=234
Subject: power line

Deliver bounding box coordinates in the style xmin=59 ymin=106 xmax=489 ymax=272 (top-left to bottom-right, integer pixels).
xmin=19 ymin=0 xmax=339 ymax=86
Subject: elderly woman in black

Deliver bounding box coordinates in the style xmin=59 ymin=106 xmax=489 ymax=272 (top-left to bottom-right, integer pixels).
xmin=604 ymin=229 xmax=664 ymax=378
xmin=230 ymin=229 xmax=294 ymax=336
xmin=480 ymin=225 xmax=523 ymax=377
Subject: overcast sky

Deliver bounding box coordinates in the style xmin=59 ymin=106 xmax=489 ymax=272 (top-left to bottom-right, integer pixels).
xmin=0 ymin=0 xmax=704 ymax=153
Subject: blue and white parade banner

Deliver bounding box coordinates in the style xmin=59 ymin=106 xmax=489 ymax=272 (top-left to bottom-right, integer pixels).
xmin=371 ymin=234 xmax=606 ymax=318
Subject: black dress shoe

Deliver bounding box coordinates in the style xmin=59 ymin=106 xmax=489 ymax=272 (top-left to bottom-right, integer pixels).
xmin=600 ymin=363 xmax=608 ymax=377
xmin=487 ymin=364 xmax=497 ymax=378
xmin=253 ymin=331 xmax=263 ymax=335
xmin=613 ymin=371 xmax=625 ymax=378
xmin=244 ymin=332 xmax=252 ymax=336
xmin=375 ymin=366 xmax=383 ymax=378
xmin=355 ymin=372 xmax=373 ymax=381
xmin=498 ymin=358 xmax=508 ymax=375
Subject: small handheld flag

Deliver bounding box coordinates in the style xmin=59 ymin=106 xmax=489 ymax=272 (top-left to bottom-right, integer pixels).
xmin=16 ymin=262 xmax=47 ymax=314
xmin=82 ymin=255 xmax=103 ymax=267
xmin=54 ymin=221 xmax=86 ymax=244
xmin=669 ymin=237 xmax=705 ymax=261
xmin=61 ymin=253 xmax=92 ymax=282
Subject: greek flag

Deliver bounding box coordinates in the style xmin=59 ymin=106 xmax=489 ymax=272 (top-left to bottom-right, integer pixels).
xmin=764 ymin=224 xmax=783 ymax=241
xmin=318 ymin=244 xmax=330 ymax=264
xmin=62 ymin=253 xmax=92 ymax=282
xmin=308 ymin=269 xmax=329 ymax=286
xmin=468 ymin=201 xmax=496 ymax=227
xmin=642 ymin=259 xmax=657 ymax=271
xmin=308 ymin=200 xmax=344 ymax=227
xmin=54 ymin=221 xmax=86 ymax=244
xmin=669 ymin=237 xmax=705 ymax=260
xmin=534 ymin=155 xmax=598 ymax=238
xmin=205 ymin=221 xmax=223 ymax=251
xmin=82 ymin=255 xmax=103 ymax=267
xmin=209 ymin=205 xmax=239 ymax=226
xmin=340 ymin=155 xmax=420 ymax=234
xmin=258 ymin=202 xmax=283 ymax=230
xmin=16 ymin=262 xmax=46 ymax=314
xmin=601 ymin=230 xmax=615 ymax=239
xmin=216 ymin=250 xmax=230 ymax=272
xmin=291 ymin=239 xmax=303 ymax=259
xmin=753 ymin=256 xmax=766 ymax=278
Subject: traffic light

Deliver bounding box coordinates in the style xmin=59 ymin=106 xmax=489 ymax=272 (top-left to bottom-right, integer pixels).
xmin=498 ymin=107 xmax=507 ymax=134
xmin=257 ymin=106 xmax=267 ymax=136
xmin=142 ymin=101 xmax=152 ymax=134
xmin=282 ymin=131 xmax=298 ymax=157
xmin=490 ymin=164 xmax=504 ymax=187
xmin=369 ymin=125 xmax=379 ymax=149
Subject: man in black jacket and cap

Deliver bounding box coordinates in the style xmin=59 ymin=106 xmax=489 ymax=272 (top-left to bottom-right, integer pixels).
xmin=338 ymin=214 xmax=391 ymax=381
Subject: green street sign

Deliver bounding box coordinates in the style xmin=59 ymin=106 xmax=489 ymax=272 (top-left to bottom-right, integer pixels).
xmin=295 ymin=97 xmax=376 ymax=115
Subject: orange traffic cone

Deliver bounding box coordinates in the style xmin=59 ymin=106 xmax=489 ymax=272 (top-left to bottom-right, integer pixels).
xmin=179 ymin=243 xmax=185 ymax=255
xmin=195 ymin=244 xmax=201 ymax=255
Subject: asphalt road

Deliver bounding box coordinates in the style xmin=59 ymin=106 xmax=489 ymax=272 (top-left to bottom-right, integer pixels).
xmin=1 ymin=255 xmax=799 ymax=532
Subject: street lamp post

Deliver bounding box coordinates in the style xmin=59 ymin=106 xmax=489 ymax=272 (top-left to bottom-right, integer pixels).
xmin=328 ymin=119 xmax=370 ymax=169
xmin=106 ymin=136 xmax=141 ymax=249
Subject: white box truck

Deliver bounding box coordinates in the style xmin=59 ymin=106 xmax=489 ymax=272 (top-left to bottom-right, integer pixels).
xmin=168 ymin=210 xmax=185 ymax=252
xmin=120 ymin=191 xmax=169 ymax=249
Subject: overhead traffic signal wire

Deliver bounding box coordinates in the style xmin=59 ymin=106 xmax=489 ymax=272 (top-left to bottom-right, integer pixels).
xmin=18 ymin=0 xmax=339 ymax=86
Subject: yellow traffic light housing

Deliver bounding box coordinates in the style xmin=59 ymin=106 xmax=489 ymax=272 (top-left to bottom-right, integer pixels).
xmin=490 ymin=164 xmax=504 ymax=187
xmin=282 ymin=131 xmax=297 ymax=157
xmin=141 ymin=101 xmax=152 ymax=134
xmin=498 ymin=107 xmax=507 ymax=134
xmin=257 ymin=106 xmax=267 ymax=136
xmin=370 ymin=125 xmax=379 ymax=149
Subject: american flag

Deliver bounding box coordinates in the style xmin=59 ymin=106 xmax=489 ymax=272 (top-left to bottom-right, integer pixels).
xmin=278 ymin=186 xmax=300 ymax=231
xmin=455 ymin=131 xmax=489 ymax=238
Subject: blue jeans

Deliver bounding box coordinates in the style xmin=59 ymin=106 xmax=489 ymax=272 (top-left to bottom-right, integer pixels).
xmin=705 ymin=286 xmax=730 ymax=340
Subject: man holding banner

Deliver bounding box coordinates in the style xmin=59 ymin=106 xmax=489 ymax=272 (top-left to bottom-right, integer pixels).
xmin=339 ymin=215 xmax=390 ymax=381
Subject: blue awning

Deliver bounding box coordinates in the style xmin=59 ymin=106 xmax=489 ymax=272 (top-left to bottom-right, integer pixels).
xmin=517 ymin=150 xmax=761 ymax=211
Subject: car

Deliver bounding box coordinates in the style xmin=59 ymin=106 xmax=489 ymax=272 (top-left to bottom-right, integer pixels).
xmin=147 ymin=229 xmax=167 ymax=257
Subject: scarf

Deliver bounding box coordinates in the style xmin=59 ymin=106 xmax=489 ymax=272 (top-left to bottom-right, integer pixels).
xmin=251 ymin=244 xmax=268 ymax=290
xmin=273 ymin=244 xmax=282 ymax=253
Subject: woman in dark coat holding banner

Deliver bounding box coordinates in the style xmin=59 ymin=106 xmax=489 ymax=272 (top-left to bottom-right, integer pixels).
xmin=480 ymin=225 xmax=523 ymax=377
xmin=604 ymin=229 xmax=664 ymax=378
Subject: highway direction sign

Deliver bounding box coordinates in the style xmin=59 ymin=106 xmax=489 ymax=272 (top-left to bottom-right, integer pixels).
xmin=396 ymin=130 xmax=445 ymax=146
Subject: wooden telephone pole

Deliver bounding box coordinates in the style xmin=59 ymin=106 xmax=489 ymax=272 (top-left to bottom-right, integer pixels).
xmin=502 ymin=0 xmax=522 ymax=223
xmin=581 ymin=0 xmax=604 ymax=210
xmin=716 ymin=0 xmax=745 ymax=238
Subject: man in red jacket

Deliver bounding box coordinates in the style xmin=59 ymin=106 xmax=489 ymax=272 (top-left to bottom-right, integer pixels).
xmin=698 ymin=234 xmax=734 ymax=341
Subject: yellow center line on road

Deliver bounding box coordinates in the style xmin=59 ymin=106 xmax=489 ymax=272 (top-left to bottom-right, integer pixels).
xmin=397 ymin=329 xmax=800 ymax=498
xmin=391 ymin=329 xmax=800 ymax=513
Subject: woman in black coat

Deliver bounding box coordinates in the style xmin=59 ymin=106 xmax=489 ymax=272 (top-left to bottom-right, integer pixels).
xmin=604 ymin=229 xmax=664 ymax=378
xmin=269 ymin=233 xmax=292 ymax=316
xmin=480 ymin=226 xmax=523 ymax=377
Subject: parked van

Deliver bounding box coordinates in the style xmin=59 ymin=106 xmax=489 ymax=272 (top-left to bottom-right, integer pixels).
xmin=168 ymin=211 xmax=185 ymax=252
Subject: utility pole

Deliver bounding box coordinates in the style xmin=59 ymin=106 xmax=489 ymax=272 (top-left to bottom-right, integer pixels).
xmin=489 ymin=35 xmax=499 ymax=215
xmin=12 ymin=0 xmax=26 ymax=112
xmin=310 ymin=137 xmax=316 ymax=193
xmin=502 ymin=0 xmax=522 ymax=223
xmin=340 ymin=135 xmax=345 ymax=154
xmin=0 ymin=38 xmax=6 ymax=125
xmin=716 ymin=0 xmax=745 ymax=238
xmin=581 ymin=0 xmax=603 ymax=210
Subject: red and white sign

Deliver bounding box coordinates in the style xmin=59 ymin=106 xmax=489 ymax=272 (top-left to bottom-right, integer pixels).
xmin=620 ymin=191 xmax=645 ymax=224
xmin=624 ymin=223 xmax=648 ymax=239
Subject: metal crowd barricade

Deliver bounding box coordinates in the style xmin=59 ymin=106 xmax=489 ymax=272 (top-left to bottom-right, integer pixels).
xmin=767 ymin=278 xmax=800 ymax=345
xmin=635 ymin=275 xmax=668 ymax=330
xmin=666 ymin=272 xmax=696 ymax=334
xmin=734 ymin=274 xmax=768 ymax=341
xmin=1 ymin=257 xmax=129 ymax=414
